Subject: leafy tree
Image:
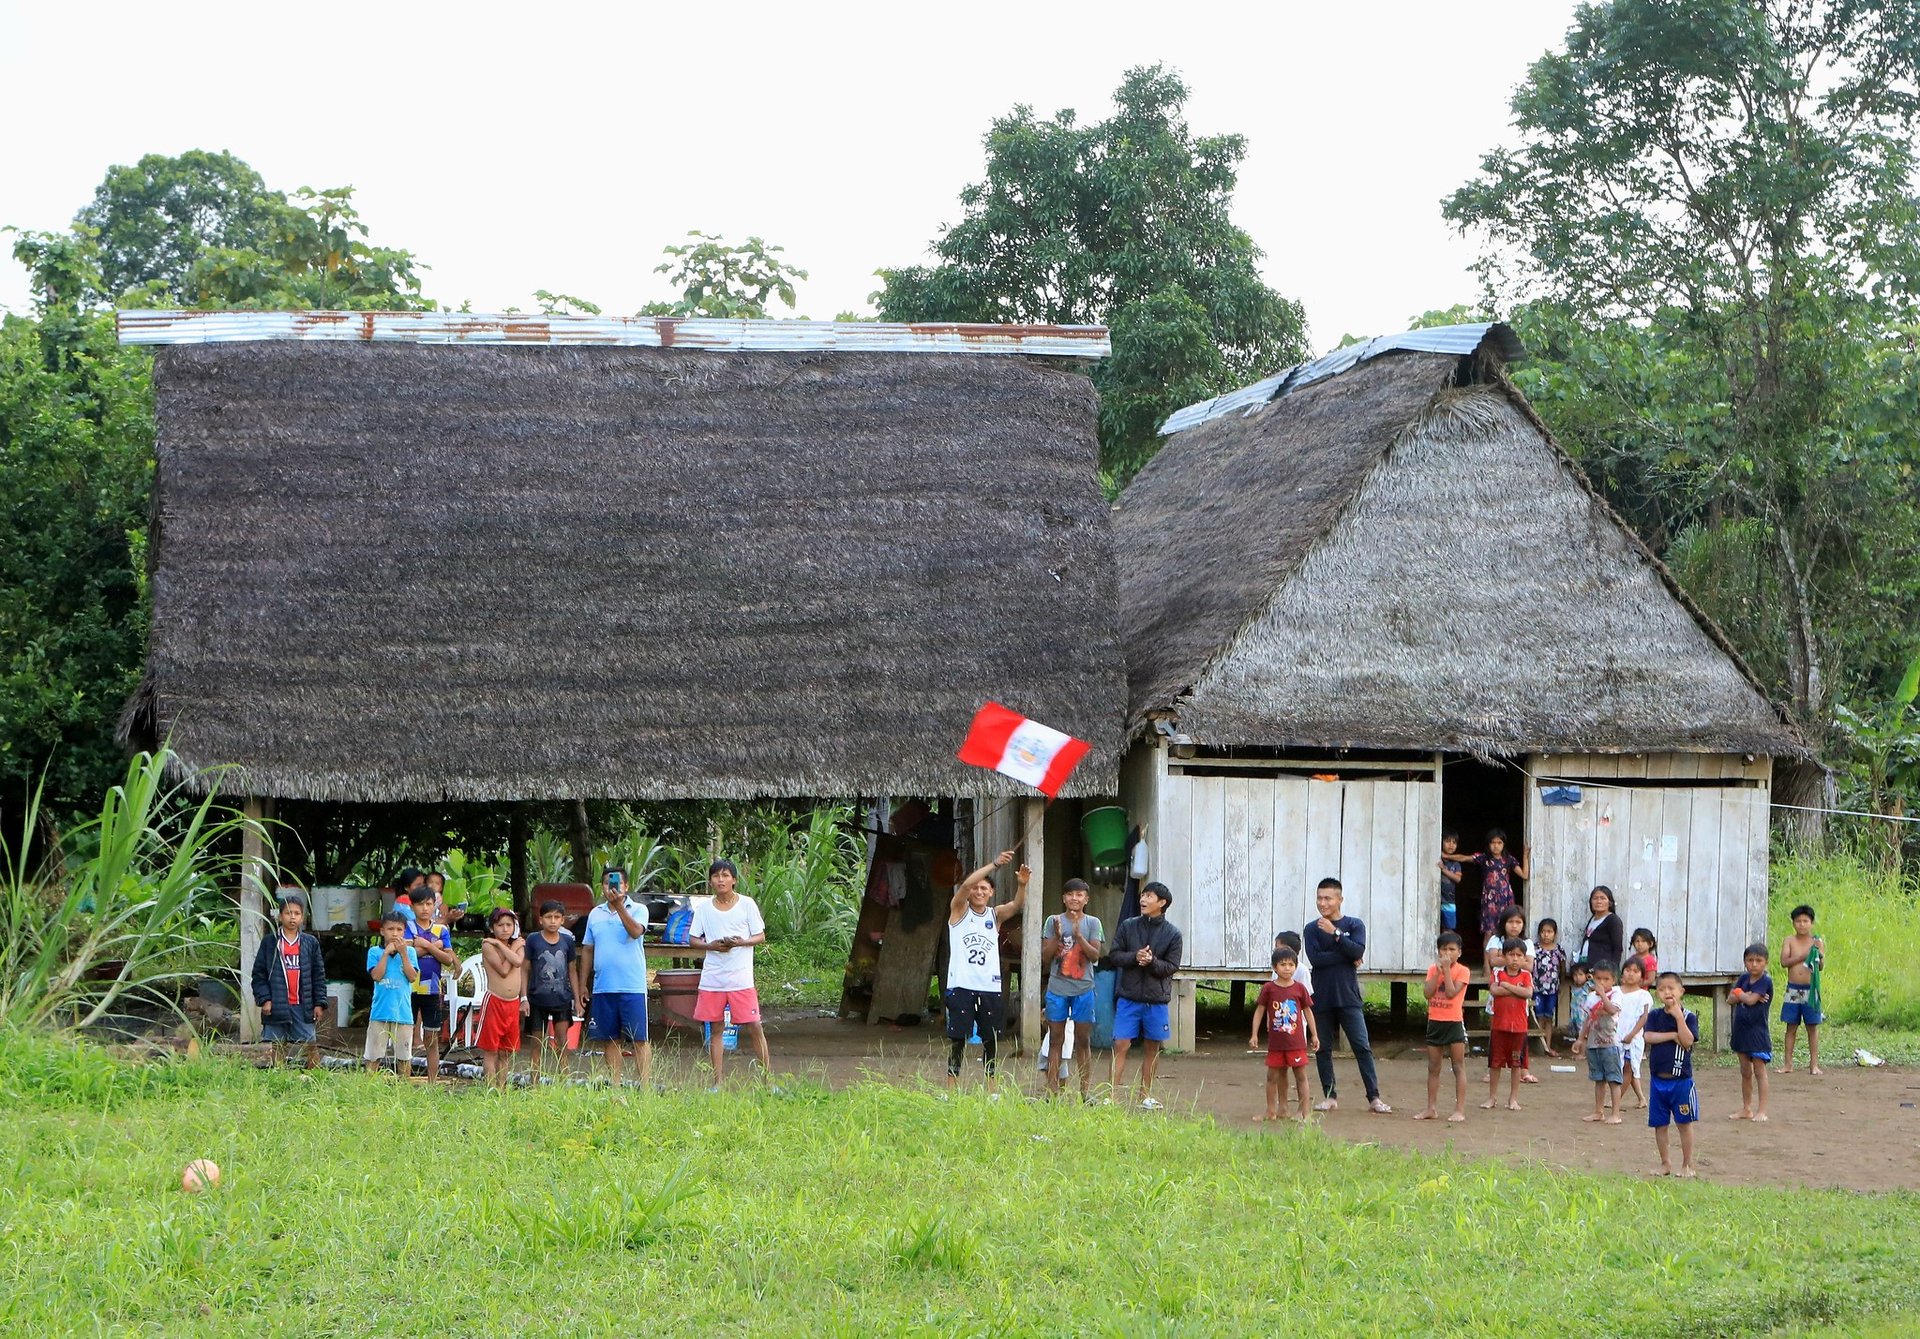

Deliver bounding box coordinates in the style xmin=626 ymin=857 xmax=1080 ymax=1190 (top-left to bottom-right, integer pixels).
xmin=74 ymin=150 xmax=288 ymax=301
xmin=1445 ymin=0 xmax=1920 ymax=732
xmin=874 ymin=65 xmax=1307 ymax=480
xmin=641 ymin=232 xmax=807 ymax=319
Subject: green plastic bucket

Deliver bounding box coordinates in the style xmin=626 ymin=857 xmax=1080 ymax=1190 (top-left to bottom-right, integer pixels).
xmin=1081 ymin=806 xmax=1129 ymax=867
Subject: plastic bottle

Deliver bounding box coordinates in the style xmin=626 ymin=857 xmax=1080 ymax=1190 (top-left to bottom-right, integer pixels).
xmin=721 ymin=1003 xmax=738 ymax=1052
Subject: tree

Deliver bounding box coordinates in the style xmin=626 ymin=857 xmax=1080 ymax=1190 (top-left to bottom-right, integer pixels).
xmin=874 ymin=65 xmax=1307 ymax=480
xmin=1445 ymin=0 xmax=1920 ymax=732
xmin=74 ymin=150 xmax=290 ymax=301
xmin=640 ymin=232 xmax=807 ymax=319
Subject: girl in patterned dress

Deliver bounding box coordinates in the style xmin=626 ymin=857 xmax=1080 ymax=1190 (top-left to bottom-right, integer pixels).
xmin=1533 ymin=918 xmax=1567 ymax=1058
xmin=1465 ymin=829 xmax=1530 ymax=941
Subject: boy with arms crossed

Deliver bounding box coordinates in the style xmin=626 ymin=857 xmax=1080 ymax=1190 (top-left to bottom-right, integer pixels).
xmin=1644 ymin=972 xmax=1700 ymax=1177
xmin=1729 ymin=942 xmax=1773 ymax=1121
xmin=477 ymin=908 xmax=526 ymax=1089
xmin=1779 ymin=904 xmax=1824 ymax=1074
xmin=1482 ymin=938 xmax=1533 ymax=1111
xmin=408 ymin=889 xmax=459 ymax=1082
xmin=1042 ymin=878 xmax=1103 ymax=1100
xmin=1250 ymin=944 xmax=1317 ymax=1121
xmin=944 ymin=850 xmax=1026 ymax=1097
xmin=1414 ymin=932 xmax=1471 ymax=1122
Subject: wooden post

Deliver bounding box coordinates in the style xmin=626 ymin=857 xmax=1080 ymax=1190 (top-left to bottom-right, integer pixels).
xmin=1171 ymin=977 xmax=1198 ymax=1052
xmin=1020 ymin=796 xmax=1045 ymax=1055
xmin=1710 ymin=982 xmax=1731 ymax=1054
xmin=508 ymin=805 xmax=529 ymax=921
xmin=1390 ymin=979 xmax=1409 ymax=1029
xmin=239 ymin=796 xmax=268 ymax=1043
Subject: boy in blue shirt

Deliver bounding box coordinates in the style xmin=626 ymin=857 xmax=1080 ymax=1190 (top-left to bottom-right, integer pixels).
xmin=364 ymin=913 xmax=420 ymax=1073
xmin=1644 ymin=971 xmax=1699 ymax=1177
xmin=1729 ymin=943 xmax=1772 ymax=1122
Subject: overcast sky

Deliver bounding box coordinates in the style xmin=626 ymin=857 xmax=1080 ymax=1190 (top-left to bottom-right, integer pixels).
xmin=0 ymin=1 xmax=1579 ymax=354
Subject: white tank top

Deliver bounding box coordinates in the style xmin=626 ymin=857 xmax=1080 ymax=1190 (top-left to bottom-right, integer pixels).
xmin=947 ymin=906 xmax=1001 ymax=992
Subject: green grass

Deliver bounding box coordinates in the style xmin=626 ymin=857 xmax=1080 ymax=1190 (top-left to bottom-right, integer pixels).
xmin=1771 ymin=854 xmax=1920 ymax=1031
xmin=2 ymin=1029 xmax=1918 ymax=1336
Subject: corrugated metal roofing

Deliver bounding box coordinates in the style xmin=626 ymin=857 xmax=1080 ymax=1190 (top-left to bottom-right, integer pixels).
xmin=116 ymin=310 xmax=1111 ymax=358
xmin=1159 ymin=322 xmax=1525 ymax=434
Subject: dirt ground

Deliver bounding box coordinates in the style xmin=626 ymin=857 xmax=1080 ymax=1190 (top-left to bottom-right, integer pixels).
xmin=737 ymin=1014 xmax=1920 ymax=1194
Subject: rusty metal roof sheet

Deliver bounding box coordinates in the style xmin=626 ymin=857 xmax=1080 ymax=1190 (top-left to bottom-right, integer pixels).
xmin=1159 ymin=322 xmax=1525 ymax=433
xmin=116 ymin=310 xmax=1110 ymax=358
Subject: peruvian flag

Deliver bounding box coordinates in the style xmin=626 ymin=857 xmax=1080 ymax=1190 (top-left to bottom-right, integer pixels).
xmin=957 ymin=701 xmax=1091 ymax=798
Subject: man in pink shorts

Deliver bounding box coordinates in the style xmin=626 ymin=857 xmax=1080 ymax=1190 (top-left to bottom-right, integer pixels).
xmin=689 ymin=858 xmax=772 ymax=1086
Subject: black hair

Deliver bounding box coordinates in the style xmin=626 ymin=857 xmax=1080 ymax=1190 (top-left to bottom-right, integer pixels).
xmin=538 ymin=899 xmax=566 ymax=916
xmin=1790 ymin=904 xmax=1816 ymax=922
xmin=1500 ymin=936 xmax=1525 ymax=954
xmin=1486 ymin=828 xmax=1508 ymax=843
xmin=276 ymin=891 xmax=308 ymax=911
xmin=1275 ymin=930 xmax=1303 ymax=952
xmin=1141 ymin=880 xmax=1173 ymax=909
xmin=1437 ymin=931 xmax=1463 ymax=949
xmin=1537 ymin=917 xmax=1558 ymax=937
xmin=1062 ymin=878 xmax=1091 ymax=893
xmin=426 ymin=870 xmax=445 ymax=885
xmin=1569 ymin=960 xmax=1590 ymax=978
xmin=1630 ymin=927 xmax=1657 ymax=950
xmin=1272 ymin=947 xmax=1297 ymax=966
xmin=1589 ymin=885 xmax=1616 ymax=914
xmin=1743 ymin=941 xmax=1769 ymax=961
xmin=708 ymin=858 xmax=738 ymax=879
xmin=381 ymin=911 xmax=407 ymax=928
xmin=1620 ymin=956 xmax=1647 ymax=978
xmin=1500 ymin=905 xmax=1526 ymax=928
xmin=1589 ymin=960 xmax=1618 ymax=977
xmin=488 ymin=907 xmax=517 ymax=926
xmin=396 ymin=866 xmax=425 ymax=892
xmin=1442 ymin=829 xmax=1458 ymax=842
xmin=1656 ymin=970 xmax=1683 ymax=988
xmin=604 ymin=866 xmax=626 ymax=882
xmin=1316 ymin=876 xmax=1342 ymax=892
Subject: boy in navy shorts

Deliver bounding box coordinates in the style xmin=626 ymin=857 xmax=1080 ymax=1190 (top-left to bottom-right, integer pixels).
xmin=1729 ymin=942 xmax=1772 ymax=1122
xmin=1644 ymin=971 xmax=1699 ymax=1177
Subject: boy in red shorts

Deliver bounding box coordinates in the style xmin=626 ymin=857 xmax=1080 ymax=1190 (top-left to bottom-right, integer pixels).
xmin=478 ymin=908 xmax=526 ymax=1089
xmin=1250 ymin=945 xmax=1317 ymax=1121
xmin=1483 ymin=937 xmax=1533 ymax=1111
xmin=690 ymin=859 xmax=773 ymax=1088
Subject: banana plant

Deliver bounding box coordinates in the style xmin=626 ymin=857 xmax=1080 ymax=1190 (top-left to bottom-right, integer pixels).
xmin=1834 ymin=648 xmax=1920 ymax=869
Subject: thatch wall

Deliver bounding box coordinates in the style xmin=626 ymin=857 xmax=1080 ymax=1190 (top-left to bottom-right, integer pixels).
xmin=125 ymin=343 xmax=1125 ymax=801
xmin=1117 ymin=351 xmax=1803 ymax=756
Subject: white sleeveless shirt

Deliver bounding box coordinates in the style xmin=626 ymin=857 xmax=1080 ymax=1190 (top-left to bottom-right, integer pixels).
xmin=947 ymin=906 xmax=1001 ymax=992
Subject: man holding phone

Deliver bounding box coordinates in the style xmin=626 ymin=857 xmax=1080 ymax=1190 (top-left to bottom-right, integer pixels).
xmin=578 ymin=866 xmax=651 ymax=1087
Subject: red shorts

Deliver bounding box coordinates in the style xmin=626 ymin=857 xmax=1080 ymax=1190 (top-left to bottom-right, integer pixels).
xmin=1265 ymin=1049 xmax=1309 ymax=1070
xmin=694 ymin=987 xmax=761 ymax=1024
xmin=1489 ymin=1029 xmax=1529 ymax=1068
xmin=477 ymin=995 xmax=522 ymax=1052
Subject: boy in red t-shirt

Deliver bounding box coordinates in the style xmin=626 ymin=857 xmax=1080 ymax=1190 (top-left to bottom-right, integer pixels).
xmin=1483 ymin=939 xmax=1534 ymax=1111
xmin=1416 ymin=931 xmax=1472 ymax=1122
xmin=1250 ymin=945 xmax=1317 ymax=1121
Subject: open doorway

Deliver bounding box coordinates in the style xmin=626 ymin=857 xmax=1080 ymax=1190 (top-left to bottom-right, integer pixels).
xmin=1441 ymin=756 xmax=1528 ymax=966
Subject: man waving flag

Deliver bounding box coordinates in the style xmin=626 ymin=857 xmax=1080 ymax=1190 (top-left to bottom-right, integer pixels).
xmin=957 ymin=702 xmax=1091 ymax=798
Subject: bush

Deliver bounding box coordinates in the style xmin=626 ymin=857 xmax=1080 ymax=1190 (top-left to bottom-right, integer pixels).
xmin=1770 ymin=852 xmax=1920 ymax=1031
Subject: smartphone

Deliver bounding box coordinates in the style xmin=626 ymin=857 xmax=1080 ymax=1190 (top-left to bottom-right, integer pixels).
xmin=608 ymin=872 xmax=623 ymax=889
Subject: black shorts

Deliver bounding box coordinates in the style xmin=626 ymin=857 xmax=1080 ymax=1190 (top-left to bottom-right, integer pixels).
xmin=411 ymin=992 xmax=443 ymax=1029
xmin=943 ymin=987 xmax=1002 ymax=1042
xmin=528 ymin=1000 xmax=573 ymax=1034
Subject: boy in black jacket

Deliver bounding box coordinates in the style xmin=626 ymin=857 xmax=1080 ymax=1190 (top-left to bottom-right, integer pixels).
xmin=1105 ymin=881 xmax=1183 ymax=1109
xmin=251 ymin=894 xmax=328 ymax=1068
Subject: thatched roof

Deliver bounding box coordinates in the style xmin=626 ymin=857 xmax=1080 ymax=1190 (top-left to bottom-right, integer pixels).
xmin=1116 ymin=328 xmax=1805 ymax=757
xmin=124 ymin=340 xmax=1126 ymax=801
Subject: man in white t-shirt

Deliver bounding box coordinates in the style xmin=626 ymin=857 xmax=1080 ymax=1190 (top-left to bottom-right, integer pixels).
xmin=689 ymin=858 xmax=770 ymax=1087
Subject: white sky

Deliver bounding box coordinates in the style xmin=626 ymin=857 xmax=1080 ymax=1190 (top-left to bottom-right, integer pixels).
xmin=0 ymin=0 xmax=1578 ymax=354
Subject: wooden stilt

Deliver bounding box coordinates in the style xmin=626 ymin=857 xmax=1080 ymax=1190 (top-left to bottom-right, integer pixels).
xmin=239 ymin=797 xmax=268 ymax=1043
xmin=1020 ymin=796 xmax=1045 ymax=1055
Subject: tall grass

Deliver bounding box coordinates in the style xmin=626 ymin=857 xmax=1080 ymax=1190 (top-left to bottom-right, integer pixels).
xmin=1771 ymin=852 xmax=1920 ymax=1031
xmin=0 ymin=751 xmax=256 ymax=1031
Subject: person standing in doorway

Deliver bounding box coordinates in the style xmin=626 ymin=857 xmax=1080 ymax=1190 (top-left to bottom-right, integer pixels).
xmin=1106 ymin=881 xmax=1183 ymax=1109
xmin=690 ymin=858 xmax=772 ymax=1088
xmin=579 ymin=867 xmax=651 ymax=1088
xmin=943 ymin=849 xmax=1026 ymax=1097
xmin=1304 ymin=877 xmax=1391 ymax=1114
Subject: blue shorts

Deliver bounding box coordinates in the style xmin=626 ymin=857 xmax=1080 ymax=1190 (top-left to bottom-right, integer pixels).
xmin=1045 ymin=990 xmax=1095 ymax=1025
xmin=1781 ymin=986 xmax=1822 ymax=1027
xmin=587 ymin=991 xmax=649 ymax=1043
xmin=1533 ymin=991 xmax=1558 ymax=1021
xmin=1648 ymin=1075 xmax=1699 ymax=1127
xmin=1113 ymin=997 xmax=1170 ymax=1042
xmin=1738 ymin=1049 xmax=1773 ymax=1063
xmin=1440 ymin=903 xmax=1457 ymax=931
xmin=262 ymin=1010 xmax=316 ymax=1044
xmin=1586 ymin=1044 xmax=1622 ymax=1084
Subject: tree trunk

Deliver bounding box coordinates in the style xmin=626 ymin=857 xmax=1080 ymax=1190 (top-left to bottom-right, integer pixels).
xmin=1776 ymin=526 xmax=1826 ymax=726
xmin=567 ymin=800 xmax=592 ymax=885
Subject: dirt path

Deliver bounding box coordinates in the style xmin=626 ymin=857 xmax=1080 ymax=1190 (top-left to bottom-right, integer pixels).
xmin=747 ymin=1015 xmax=1920 ymax=1194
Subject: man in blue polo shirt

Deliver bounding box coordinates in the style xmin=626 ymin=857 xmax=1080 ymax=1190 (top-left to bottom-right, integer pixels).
xmin=579 ymin=867 xmax=651 ymax=1086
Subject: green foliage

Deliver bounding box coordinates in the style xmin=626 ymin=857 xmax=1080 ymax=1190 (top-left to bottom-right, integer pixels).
xmin=2 ymin=1058 xmax=1919 ymax=1332
xmin=739 ymin=805 xmax=863 ymax=945
xmin=73 ymin=150 xmax=287 ymax=300
xmin=1447 ymin=2 xmax=1920 ymax=736
xmin=1771 ymin=852 xmax=1920 ymax=1032
xmin=875 ymin=65 xmax=1307 ymax=480
xmin=0 ymin=750 xmax=253 ymax=1031
xmin=641 ymin=232 xmax=807 ymax=319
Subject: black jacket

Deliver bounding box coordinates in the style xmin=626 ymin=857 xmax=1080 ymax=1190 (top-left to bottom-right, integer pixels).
xmin=251 ymin=932 xmax=328 ymax=1014
xmin=1579 ymin=913 xmax=1625 ymax=970
xmin=1105 ymin=913 xmax=1183 ymax=1004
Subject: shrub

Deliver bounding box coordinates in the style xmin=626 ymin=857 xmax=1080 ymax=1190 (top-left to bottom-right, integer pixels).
xmin=1770 ymin=852 xmax=1920 ymax=1031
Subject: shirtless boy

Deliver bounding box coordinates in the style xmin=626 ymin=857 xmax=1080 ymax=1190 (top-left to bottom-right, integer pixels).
xmin=1779 ymin=904 xmax=1824 ymax=1075
xmin=478 ymin=908 xmax=527 ymax=1088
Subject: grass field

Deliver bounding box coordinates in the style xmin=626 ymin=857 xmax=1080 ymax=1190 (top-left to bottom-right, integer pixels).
xmin=2 ymin=1029 xmax=1917 ymax=1337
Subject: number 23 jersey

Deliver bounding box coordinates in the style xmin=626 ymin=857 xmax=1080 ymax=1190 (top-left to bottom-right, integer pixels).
xmin=948 ymin=906 xmax=1001 ymax=992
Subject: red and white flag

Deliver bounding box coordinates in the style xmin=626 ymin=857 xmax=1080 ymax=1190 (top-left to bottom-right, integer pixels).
xmin=957 ymin=702 xmax=1090 ymax=798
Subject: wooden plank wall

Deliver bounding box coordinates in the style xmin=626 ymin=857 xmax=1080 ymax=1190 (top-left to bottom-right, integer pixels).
xmin=1527 ymin=754 xmax=1770 ymax=976
xmin=1159 ymin=772 xmax=1439 ymax=973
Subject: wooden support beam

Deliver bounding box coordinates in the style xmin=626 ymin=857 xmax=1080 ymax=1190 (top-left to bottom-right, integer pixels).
xmin=508 ymin=805 xmax=529 ymax=922
xmin=1390 ymin=980 xmax=1409 ymax=1029
xmin=239 ymin=797 xmax=268 ymax=1044
xmin=1020 ymin=796 xmax=1045 ymax=1055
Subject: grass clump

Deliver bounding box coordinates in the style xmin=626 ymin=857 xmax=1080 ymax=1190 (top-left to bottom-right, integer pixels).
xmin=1771 ymin=853 xmax=1920 ymax=1032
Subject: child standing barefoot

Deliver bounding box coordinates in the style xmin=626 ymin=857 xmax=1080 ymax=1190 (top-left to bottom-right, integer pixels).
xmin=1566 ymin=962 xmax=1595 ymax=1051
xmin=1414 ymin=932 xmax=1471 ymax=1122
xmin=1614 ymin=958 xmax=1654 ymax=1109
xmin=1482 ymin=939 xmax=1533 ymax=1111
xmin=1729 ymin=943 xmax=1773 ymax=1120
xmin=1533 ymin=919 xmax=1566 ymax=1058
xmin=1779 ymin=905 xmax=1825 ymax=1074
xmin=1251 ymin=946 xmax=1317 ymax=1121
xmin=1644 ymin=973 xmax=1700 ymax=1177
xmin=478 ymin=908 xmax=527 ymax=1089
xmin=1438 ymin=833 xmax=1464 ymax=933
xmin=1575 ymin=961 xmax=1623 ymax=1124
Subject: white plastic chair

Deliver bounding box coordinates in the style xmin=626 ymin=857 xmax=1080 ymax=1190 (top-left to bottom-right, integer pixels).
xmin=448 ymin=952 xmax=489 ymax=1048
